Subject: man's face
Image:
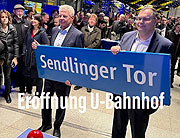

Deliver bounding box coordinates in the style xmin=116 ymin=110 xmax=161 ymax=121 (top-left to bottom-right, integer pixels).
xmin=42 ymin=14 xmax=49 ymax=23
xmin=88 ymin=17 xmax=96 ymax=27
xmin=59 ymin=10 xmax=73 ymax=30
xmin=175 ymin=25 xmax=180 ymax=33
xmin=161 ymin=17 xmax=167 ymax=25
xmin=136 ymin=9 xmax=156 ymax=34
xmin=14 ymin=9 xmax=24 ymax=19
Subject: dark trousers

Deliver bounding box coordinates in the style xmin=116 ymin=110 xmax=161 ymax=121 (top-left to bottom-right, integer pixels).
xmin=0 ymin=61 xmax=12 ymax=95
xmin=11 ymin=57 xmax=26 ymax=91
xmin=112 ymin=108 xmax=149 ymax=138
xmin=41 ymin=79 xmax=71 ymax=129
xmin=25 ymin=77 xmax=43 ymax=94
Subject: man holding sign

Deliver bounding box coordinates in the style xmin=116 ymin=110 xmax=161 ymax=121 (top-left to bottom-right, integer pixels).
xmin=111 ymin=6 xmax=174 ymax=138
xmin=32 ymin=5 xmax=84 ymax=138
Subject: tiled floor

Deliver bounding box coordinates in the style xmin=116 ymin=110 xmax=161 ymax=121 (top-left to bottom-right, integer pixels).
xmin=0 ymin=75 xmax=180 ymax=138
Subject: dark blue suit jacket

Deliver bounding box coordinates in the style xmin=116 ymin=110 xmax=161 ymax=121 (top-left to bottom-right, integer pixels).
xmin=51 ymin=25 xmax=84 ymax=48
xmin=119 ymin=31 xmax=174 ymax=55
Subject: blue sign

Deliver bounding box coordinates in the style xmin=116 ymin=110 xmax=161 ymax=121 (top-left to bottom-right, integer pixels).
xmin=35 ymin=45 xmax=170 ymax=105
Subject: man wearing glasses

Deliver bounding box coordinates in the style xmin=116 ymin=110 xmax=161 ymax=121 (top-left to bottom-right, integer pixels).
xmin=111 ymin=6 xmax=174 ymax=138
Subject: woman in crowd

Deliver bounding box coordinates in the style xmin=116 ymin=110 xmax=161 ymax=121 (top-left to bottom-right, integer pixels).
xmin=23 ymin=14 xmax=49 ymax=98
xmin=0 ymin=10 xmax=19 ymax=103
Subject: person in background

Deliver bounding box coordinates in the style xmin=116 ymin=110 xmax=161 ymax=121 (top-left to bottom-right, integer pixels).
xmin=157 ymin=17 xmax=171 ymax=37
xmin=11 ymin=4 xmax=31 ymax=94
xmin=125 ymin=19 xmax=134 ymax=32
xmin=114 ymin=12 xmax=120 ymax=21
xmin=48 ymin=9 xmax=58 ymax=24
xmin=76 ymin=12 xmax=90 ymax=30
xmin=47 ymin=14 xmax=60 ymax=37
xmin=111 ymin=6 xmax=174 ymax=138
xmin=25 ymin=10 xmax=33 ymax=22
xmin=166 ymin=23 xmax=180 ymax=87
xmin=74 ymin=13 xmax=101 ymax=92
xmin=41 ymin=12 xmax=49 ymax=31
xmin=53 ymin=15 xmax=60 ymax=27
xmin=0 ymin=10 xmax=19 ymax=103
xmin=75 ymin=11 xmax=84 ymax=30
xmin=98 ymin=12 xmax=105 ymax=24
xmin=23 ymin=14 xmax=49 ymax=98
xmin=47 ymin=10 xmax=58 ymax=36
xmin=111 ymin=14 xmax=127 ymax=40
xmin=33 ymin=5 xmax=84 ymax=138
xmin=98 ymin=19 xmax=108 ymax=39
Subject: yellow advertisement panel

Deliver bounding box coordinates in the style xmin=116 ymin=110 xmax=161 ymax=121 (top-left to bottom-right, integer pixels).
xmin=24 ymin=0 xmax=42 ymax=14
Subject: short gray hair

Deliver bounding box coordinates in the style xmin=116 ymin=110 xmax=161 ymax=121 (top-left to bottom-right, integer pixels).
xmin=140 ymin=6 xmax=158 ymax=19
xmin=59 ymin=5 xmax=75 ymax=17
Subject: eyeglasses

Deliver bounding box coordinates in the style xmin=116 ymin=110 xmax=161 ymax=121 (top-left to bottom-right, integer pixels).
xmin=136 ymin=16 xmax=155 ymax=22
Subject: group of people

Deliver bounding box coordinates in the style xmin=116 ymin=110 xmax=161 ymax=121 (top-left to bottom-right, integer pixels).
xmin=0 ymin=3 xmax=179 ymax=138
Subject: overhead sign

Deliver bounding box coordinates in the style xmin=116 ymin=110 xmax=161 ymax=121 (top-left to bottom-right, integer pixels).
xmin=35 ymin=45 xmax=170 ymax=105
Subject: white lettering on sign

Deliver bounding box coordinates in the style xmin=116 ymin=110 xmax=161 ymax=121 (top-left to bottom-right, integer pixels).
xmin=123 ymin=64 xmax=157 ymax=86
xmin=40 ymin=55 xmax=117 ymax=81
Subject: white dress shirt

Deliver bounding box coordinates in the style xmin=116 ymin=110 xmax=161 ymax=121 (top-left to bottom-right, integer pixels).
xmin=131 ymin=32 xmax=154 ymax=52
xmin=54 ymin=25 xmax=72 ymax=47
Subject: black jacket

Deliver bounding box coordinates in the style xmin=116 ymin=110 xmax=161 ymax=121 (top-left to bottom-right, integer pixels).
xmin=0 ymin=40 xmax=5 ymax=60
xmin=0 ymin=24 xmax=19 ymax=63
xmin=12 ymin=15 xmax=31 ymax=56
xmin=23 ymin=27 xmax=49 ymax=78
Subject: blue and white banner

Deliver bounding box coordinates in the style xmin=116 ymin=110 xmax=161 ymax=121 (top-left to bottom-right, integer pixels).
xmin=35 ymin=45 xmax=170 ymax=105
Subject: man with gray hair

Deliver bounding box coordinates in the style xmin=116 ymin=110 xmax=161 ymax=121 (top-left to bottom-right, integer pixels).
xmin=36 ymin=4 xmax=84 ymax=138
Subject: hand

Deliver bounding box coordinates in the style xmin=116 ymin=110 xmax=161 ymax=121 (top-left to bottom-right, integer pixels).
xmin=65 ymin=80 xmax=72 ymax=86
xmin=12 ymin=57 xmax=18 ymax=66
xmin=111 ymin=46 xmax=121 ymax=55
xmin=0 ymin=59 xmax=4 ymax=65
xmin=44 ymin=24 xmax=48 ymax=30
xmin=32 ymin=39 xmax=40 ymax=49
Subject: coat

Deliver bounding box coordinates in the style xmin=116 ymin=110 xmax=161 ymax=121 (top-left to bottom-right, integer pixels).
xmin=81 ymin=25 xmax=101 ymax=49
xmin=23 ymin=27 xmax=49 ymax=78
xmin=0 ymin=24 xmax=19 ymax=64
xmin=12 ymin=15 xmax=31 ymax=56
xmin=0 ymin=40 xmax=5 ymax=60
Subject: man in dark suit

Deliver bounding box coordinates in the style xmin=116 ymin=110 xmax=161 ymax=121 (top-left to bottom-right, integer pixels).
xmin=33 ymin=5 xmax=84 ymax=138
xmin=111 ymin=6 xmax=174 ymax=138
